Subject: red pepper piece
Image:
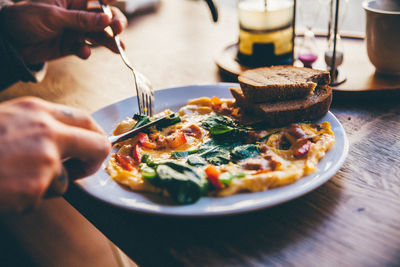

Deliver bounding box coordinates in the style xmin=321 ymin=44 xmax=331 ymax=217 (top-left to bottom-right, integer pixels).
xmin=182 ymin=124 xmax=202 ymax=138
xmin=115 ymin=154 xmax=135 ymax=171
xmin=205 ymin=165 xmax=224 ymax=190
xmin=132 ymin=143 xmax=143 ymax=162
xmin=138 ymin=132 xmax=157 ymax=149
xmin=166 ymin=131 xmax=187 ymax=149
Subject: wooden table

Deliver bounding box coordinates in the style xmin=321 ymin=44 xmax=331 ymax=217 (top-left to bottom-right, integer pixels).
xmin=1 ymin=0 xmax=400 ymax=266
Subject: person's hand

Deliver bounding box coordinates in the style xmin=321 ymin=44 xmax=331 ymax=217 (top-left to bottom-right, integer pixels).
xmin=0 ymin=97 xmax=111 ymax=213
xmin=0 ymin=0 xmax=127 ymax=64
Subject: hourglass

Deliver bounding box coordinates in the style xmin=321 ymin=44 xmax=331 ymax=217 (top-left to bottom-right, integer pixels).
xmin=297 ymin=0 xmax=322 ymax=68
xmin=324 ymin=0 xmax=348 ymax=85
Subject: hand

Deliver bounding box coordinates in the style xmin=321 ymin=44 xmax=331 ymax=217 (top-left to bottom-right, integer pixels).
xmin=0 ymin=97 xmax=111 ymax=213
xmin=0 ymin=0 xmax=127 ymax=64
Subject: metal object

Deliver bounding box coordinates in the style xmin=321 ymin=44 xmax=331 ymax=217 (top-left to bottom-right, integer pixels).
xmin=99 ymin=2 xmax=154 ymax=116
xmin=44 ymin=166 xmax=69 ymax=198
xmin=108 ymin=113 xmax=175 ymax=145
xmin=204 ymin=0 xmax=218 ymax=22
xmin=327 ymin=0 xmax=346 ymax=86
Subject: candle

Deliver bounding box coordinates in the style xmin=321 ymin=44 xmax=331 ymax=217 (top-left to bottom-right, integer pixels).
xmin=237 ymin=0 xmax=295 ymax=67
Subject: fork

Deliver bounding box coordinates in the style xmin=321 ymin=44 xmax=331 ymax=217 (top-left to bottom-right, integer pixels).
xmin=99 ymin=2 xmax=154 ymax=116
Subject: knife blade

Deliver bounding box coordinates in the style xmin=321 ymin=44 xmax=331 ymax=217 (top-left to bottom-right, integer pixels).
xmin=109 ymin=113 xmax=175 ymax=145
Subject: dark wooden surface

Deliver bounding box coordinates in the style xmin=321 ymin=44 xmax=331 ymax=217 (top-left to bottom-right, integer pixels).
xmin=1 ymin=0 xmax=400 ymax=266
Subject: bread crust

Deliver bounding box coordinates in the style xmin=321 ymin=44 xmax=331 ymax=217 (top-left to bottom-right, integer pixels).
xmin=238 ymin=66 xmax=330 ymax=103
xmin=231 ymin=86 xmax=332 ymax=127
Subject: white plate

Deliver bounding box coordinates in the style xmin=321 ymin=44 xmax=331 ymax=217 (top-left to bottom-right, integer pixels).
xmin=76 ymin=84 xmax=349 ymax=217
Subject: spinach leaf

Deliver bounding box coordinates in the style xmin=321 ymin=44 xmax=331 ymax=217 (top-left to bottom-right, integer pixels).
xmin=202 ymin=149 xmax=231 ymax=166
xmin=231 ymin=144 xmax=260 ymax=160
xmin=202 ymin=114 xmax=248 ymax=142
xmin=202 ymin=114 xmax=238 ymax=130
xmin=156 ymin=113 xmax=181 ymax=130
xmin=132 ymin=114 xmax=151 ymax=129
xmin=146 ymin=162 xmax=206 ymax=204
xmin=209 ymin=124 xmax=234 ymax=135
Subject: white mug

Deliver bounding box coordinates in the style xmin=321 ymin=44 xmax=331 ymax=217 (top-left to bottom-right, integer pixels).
xmin=363 ymin=0 xmax=400 ymax=76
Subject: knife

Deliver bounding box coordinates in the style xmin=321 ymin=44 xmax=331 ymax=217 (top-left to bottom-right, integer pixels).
xmin=108 ymin=113 xmax=175 ymax=145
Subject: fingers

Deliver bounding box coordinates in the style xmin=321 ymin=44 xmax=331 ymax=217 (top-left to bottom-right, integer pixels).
xmin=18 ymin=30 xmax=92 ymax=64
xmin=101 ymin=0 xmax=119 ymax=5
xmin=57 ymin=124 xmax=111 ymax=179
xmin=43 ymin=101 xmax=111 ymax=179
xmin=43 ymin=101 xmax=106 ymax=135
xmin=85 ymin=31 xmax=125 ymax=54
xmin=58 ymin=7 xmax=111 ymax=32
xmin=56 ymin=5 xmax=127 ymax=34
xmin=0 ymin=97 xmax=110 ymax=213
xmin=15 ymin=96 xmax=106 ymax=135
xmin=110 ymin=6 xmax=127 ymax=35
xmin=74 ymin=43 xmax=91 ymax=59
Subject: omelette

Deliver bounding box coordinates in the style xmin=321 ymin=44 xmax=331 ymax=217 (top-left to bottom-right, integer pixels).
xmin=106 ymin=97 xmax=335 ymax=204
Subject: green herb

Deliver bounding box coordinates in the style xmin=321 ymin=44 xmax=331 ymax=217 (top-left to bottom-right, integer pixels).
xmin=139 ymin=163 xmax=157 ymax=180
xmin=231 ymin=144 xmax=260 ymax=160
xmin=172 ymin=149 xmax=200 ymax=159
xmin=132 ymin=114 xmax=151 ymax=129
xmin=155 ymin=113 xmax=181 ymax=130
xmin=219 ymin=172 xmax=246 ymax=186
xmin=141 ymin=154 xmax=157 ymax=167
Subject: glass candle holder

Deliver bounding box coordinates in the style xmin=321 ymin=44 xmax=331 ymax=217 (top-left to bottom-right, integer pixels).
xmin=237 ymin=0 xmax=295 ymax=67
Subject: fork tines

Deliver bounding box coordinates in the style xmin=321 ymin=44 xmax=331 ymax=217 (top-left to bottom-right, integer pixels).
xmin=138 ymin=91 xmax=154 ymax=117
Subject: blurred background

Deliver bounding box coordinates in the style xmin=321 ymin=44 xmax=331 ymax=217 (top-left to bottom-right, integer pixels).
xmin=214 ymin=0 xmax=365 ymax=35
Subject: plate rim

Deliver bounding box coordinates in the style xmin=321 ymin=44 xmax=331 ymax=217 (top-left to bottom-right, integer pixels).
xmin=76 ymin=83 xmax=349 ymax=217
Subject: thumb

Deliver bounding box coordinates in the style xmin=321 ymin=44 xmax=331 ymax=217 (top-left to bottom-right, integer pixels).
xmin=58 ymin=8 xmax=111 ymax=32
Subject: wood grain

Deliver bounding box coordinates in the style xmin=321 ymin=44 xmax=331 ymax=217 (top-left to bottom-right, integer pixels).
xmin=0 ymin=0 xmax=399 ymax=266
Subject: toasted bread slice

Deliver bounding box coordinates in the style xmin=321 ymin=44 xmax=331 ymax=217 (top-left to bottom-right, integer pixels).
xmin=231 ymin=86 xmax=332 ymax=127
xmin=238 ymin=66 xmax=330 ymax=103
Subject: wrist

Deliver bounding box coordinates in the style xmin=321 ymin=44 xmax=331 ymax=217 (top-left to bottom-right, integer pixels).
xmin=0 ymin=3 xmax=47 ymax=85
xmin=0 ymin=0 xmax=12 ymax=10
